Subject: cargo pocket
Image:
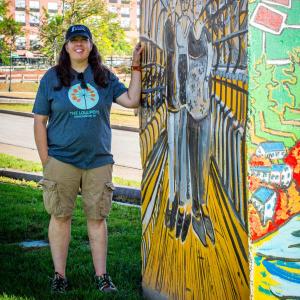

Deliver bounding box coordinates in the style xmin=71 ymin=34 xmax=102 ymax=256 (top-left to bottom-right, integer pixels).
xmin=39 ymin=179 xmax=59 ymax=215
xmin=101 ymin=182 xmax=115 ymax=218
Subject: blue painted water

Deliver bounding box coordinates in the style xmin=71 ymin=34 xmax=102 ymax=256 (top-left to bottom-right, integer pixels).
xmin=255 ymin=214 xmax=300 ymax=298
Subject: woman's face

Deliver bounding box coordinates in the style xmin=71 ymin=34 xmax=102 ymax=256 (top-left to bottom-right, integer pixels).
xmin=65 ymin=36 xmax=92 ymax=63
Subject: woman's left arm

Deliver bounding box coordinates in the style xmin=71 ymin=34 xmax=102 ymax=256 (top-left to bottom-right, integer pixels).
xmin=116 ymin=43 xmax=144 ymax=108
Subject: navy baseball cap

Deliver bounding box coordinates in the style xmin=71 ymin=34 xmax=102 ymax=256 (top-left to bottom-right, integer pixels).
xmin=65 ymin=25 xmax=92 ymax=41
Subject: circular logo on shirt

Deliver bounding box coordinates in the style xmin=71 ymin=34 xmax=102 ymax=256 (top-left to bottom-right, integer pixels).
xmin=68 ymin=83 xmax=99 ymax=110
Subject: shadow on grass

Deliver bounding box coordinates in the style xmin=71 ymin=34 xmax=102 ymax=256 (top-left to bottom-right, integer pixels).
xmin=0 ymin=182 xmax=143 ymax=300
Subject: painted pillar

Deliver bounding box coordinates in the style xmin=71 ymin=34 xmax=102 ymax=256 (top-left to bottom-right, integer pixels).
xmin=248 ymin=0 xmax=300 ymax=298
xmin=139 ymin=0 xmax=300 ymax=299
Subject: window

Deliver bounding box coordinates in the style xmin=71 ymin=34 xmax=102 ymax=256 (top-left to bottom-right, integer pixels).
xmin=15 ymin=0 xmax=26 ymax=9
xmin=108 ymin=6 xmax=117 ymax=13
xmin=15 ymin=11 xmax=26 ymax=23
xmin=136 ymin=6 xmax=140 ymax=16
xmin=29 ymin=1 xmax=39 ymax=9
xmin=109 ymin=0 xmax=118 ymax=3
xmin=48 ymin=2 xmax=58 ymax=11
xmin=121 ymin=17 xmax=130 ymax=28
xmin=136 ymin=18 xmax=140 ymax=29
xmin=30 ymin=35 xmax=40 ymax=50
xmin=30 ymin=12 xmax=40 ymax=24
xmin=121 ymin=7 xmax=130 ymax=16
xmin=16 ymin=36 xmax=26 ymax=50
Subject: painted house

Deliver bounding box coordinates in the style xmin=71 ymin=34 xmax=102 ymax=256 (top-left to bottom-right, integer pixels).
xmin=250 ymin=164 xmax=293 ymax=187
xmin=256 ymin=142 xmax=286 ymax=159
xmin=250 ymin=166 xmax=271 ymax=182
xmin=251 ymin=187 xmax=277 ymax=225
xmin=270 ymin=164 xmax=293 ymax=187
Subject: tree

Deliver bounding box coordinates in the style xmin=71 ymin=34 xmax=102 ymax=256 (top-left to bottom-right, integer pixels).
xmin=40 ymin=0 xmax=131 ymax=63
xmin=0 ymin=0 xmax=22 ymax=91
xmin=0 ymin=0 xmax=9 ymax=64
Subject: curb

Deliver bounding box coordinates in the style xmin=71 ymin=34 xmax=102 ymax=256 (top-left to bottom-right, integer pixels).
xmin=0 ymin=168 xmax=141 ymax=206
xmin=0 ymin=109 xmax=33 ymax=118
xmin=0 ymin=109 xmax=139 ymax=133
xmin=0 ymin=95 xmax=35 ymax=100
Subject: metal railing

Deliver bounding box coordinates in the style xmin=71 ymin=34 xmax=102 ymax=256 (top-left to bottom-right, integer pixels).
xmin=0 ymin=56 xmax=132 ymax=70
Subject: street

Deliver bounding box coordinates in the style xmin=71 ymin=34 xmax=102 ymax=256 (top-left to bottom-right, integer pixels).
xmin=0 ymin=113 xmax=142 ymax=181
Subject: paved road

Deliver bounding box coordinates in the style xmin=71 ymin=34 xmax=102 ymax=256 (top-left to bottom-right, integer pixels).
xmin=0 ymin=113 xmax=142 ymax=181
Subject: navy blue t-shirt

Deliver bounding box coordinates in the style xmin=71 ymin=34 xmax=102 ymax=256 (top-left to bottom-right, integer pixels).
xmin=32 ymin=65 xmax=127 ymax=169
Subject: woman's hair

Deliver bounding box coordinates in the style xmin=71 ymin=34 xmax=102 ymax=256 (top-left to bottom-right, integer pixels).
xmin=54 ymin=41 xmax=111 ymax=90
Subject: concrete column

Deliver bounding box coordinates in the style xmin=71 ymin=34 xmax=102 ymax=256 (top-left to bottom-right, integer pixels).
xmin=139 ymin=0 xmax=300 ymax=299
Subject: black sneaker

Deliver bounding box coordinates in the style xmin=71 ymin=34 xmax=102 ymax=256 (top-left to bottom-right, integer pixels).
xmin=95 ymin=273 xmax=117 ymax=293
xmin=51 ymin=272 xmax=68 ymax=293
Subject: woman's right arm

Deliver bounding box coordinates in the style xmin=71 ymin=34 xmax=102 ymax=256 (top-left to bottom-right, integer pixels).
xmin=33 ymin=114 xmax=49 ymax=167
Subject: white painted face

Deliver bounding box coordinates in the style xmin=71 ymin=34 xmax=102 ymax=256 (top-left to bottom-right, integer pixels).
xmin=169 ymin=0 xmax=177 ymax=13
xmin=160 ymin=0 xmax=169 ymax=9
xmin=193 ymin=0 xmax=203 ymax=20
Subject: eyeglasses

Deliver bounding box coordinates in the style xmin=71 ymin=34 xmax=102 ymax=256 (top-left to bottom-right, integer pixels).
xmin=77 ymin=73 xmax=88 ymax=89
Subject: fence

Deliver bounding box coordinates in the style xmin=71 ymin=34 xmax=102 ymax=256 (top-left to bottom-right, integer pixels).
xmin=0 ymin=56 xmax=132 ymax=70
xmin=0 ymin=56 xmax=132 ymax=84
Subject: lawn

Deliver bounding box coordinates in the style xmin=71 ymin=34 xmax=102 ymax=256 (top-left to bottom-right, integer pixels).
xmin=0 ymin=153 xmax=140 ymax=188
xmin=0 ymin=153 xmax=42 ymax=173
xmin=0 ymin=83 xmax=39 ymax=93
xmin=0 ymin=179 xmax=142 ymax=300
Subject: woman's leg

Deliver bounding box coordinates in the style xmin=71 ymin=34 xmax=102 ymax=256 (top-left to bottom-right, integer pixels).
xmin=87 ymin=218 xmax=107 ymax=276
xmin=49 ymin=215 xmax=72 ymax=277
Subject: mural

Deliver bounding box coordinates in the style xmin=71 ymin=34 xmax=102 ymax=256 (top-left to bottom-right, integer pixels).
xmin=140 ymin=0 xmax=249 ymax=298
xmin=248 ymin=0 xmax=300 ymax=298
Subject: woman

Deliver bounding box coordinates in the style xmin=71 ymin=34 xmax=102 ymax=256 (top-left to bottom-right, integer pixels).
xmin=33 ymin=24 xmax=143 ymax=294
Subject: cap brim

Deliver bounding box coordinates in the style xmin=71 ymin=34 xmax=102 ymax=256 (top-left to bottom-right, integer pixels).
xmin=66 ymin=32 xmax=91 ymax=41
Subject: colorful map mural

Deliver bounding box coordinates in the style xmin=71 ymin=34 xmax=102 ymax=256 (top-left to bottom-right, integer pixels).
xmin=248 ymin=0 xmax=300 ymax=298
xmin=140 ymin=0 xmax=249 ymax=298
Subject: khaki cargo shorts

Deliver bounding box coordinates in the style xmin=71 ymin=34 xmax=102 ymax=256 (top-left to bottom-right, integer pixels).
xmin=39 ymin=156 xmax=115 ymax=219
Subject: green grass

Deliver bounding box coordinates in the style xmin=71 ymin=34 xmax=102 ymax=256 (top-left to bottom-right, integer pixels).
xmin=0 ymin=153 xmax=43 ymax=172
xmin=0 ymin=176 xmax=39 ymax=188
xmin=0 ymin=104 xmax=33 ymax=112
xmin=0 ymin=154 xmax=140 ymax=188
xmin=0 ymin=180 xmax=142 ymax=300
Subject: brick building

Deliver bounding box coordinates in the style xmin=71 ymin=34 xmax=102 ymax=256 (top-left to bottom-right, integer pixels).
xmin=106 ymin=0 xmax=140 ymax=44
xmin=7 ymin=0 xmax=62 ymax=57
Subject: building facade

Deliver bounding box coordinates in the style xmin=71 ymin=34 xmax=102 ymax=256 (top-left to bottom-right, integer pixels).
xmin=106 ymin=0 xmax=140 ymax=45
xmin=7 ymin=0 xmax=62 ymax=57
